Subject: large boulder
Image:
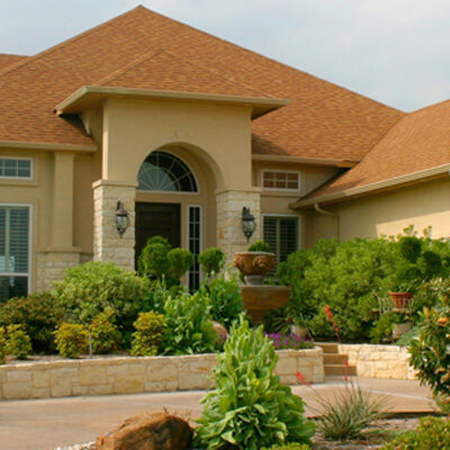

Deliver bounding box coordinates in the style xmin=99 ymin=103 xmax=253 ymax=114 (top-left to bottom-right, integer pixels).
xmin=96 ymin=412 xmax=193 ymax=450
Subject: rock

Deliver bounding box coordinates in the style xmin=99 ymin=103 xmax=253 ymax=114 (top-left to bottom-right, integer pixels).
xmin=96 ymin=413 xmax=192 ymax=450
xmin=212 ymin=321 xmax=228 ymax=342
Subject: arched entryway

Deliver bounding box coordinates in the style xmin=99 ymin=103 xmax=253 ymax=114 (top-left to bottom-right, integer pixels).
xmin=135 ymin=146 xmax=216 ymax=291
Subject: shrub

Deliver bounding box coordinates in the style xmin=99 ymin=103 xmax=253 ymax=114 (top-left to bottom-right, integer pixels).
xmin=195 ymin=318 xmax=315 ymax=450
xmin=131 ymin=311 xmax=165 ymax=356
xmin=0 ymin=327 xmax=6 ymax=363
xmin=54 ymin=323 xmax=89 ymax=358
xmin=0 ymin=292 xmax=63 ymax=353
xmin=248 ymin=240 xmax=271 ymax=252
xmin=89 ymin=308 xmax=121 ymax=354
xmin=138 ymin=236 xmax=193 ymax=286
xmin=409 ymin=278 xmax=450 ymax=397
xmin=6 ymin=324 xmax=32 ymax=359
xmin=316 ymin=383 xmax=387 ymax=440
xmin=198 ymin=248 xmax=226 ymax=278
xmin=380 ymin=416 xmax=450 ymax=450
xmin=202 ymin=274 xmax=244 ymax=328
xmin=163 ymin=292 xmax=218 ymax=355
xmin=53 ymin=262 xmax=151 ymax=343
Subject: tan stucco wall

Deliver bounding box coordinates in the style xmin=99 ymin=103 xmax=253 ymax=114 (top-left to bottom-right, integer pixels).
xmin=305 ymin=177 xmax=450 ymax=246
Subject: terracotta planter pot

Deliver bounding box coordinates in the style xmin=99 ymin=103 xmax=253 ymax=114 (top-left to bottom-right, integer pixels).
xmin=233 ymin=251 xmax=276 ymax=285
xmin=390 ymin=292 xmax=413 ymax=309
xmin=392 ymin=322 xmax=413 ymax=340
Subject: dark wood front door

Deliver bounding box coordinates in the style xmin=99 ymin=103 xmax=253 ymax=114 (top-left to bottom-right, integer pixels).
xmin=135 ymin=202 xmax=181 ymax=268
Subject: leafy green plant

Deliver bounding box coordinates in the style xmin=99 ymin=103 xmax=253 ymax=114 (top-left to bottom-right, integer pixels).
xmin=138 ymin=236 xmax=193 ymax=286
xmin=53 ymin=262 xmax=151 ymax=344
xmin=163 ymin=292 xmax=218 ymax=355
xmin=316 ymin=383 xmax=388 ymax=440
xmin=198 ymin=248 xmax=226 ymax=278
xmin=6 ymin=324 xmax=32 ymax=359
xmin=202 ymin=274 xmax=244 ymax=328
xmin=370 ymin=311 xmax=411 ymax=343
xmin=0 ymin=327 xmax=6 ymax=363
xmin=131 ymin=311 xmax=165 ymax=356
xmin=54 ymin=323 xmax=89 ymax=358
xmin=409 ymin=278 xmax=450 ymax=397
xmin=195 ymin=318 xmax=315 ymax=450
xmin=248 ymin=240 xmax=272 ymax=252
xmin=380 ymin=416 xmax=450 ymax=450
xmin=89 ymin=308 xmax=121 ymax=354
xmin=0 ymin=292 xmax=63 ymax=353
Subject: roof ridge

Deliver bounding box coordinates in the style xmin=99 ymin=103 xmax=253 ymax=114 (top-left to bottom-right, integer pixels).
xmin=98 ymin=47 xmax=165 ymax=86
xmin=0 ymin=6 xmax=144 ymax=78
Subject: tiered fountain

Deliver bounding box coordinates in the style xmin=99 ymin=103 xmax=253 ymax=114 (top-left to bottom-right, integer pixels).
xmin=233 ymin=250 xmax=291 ymax=325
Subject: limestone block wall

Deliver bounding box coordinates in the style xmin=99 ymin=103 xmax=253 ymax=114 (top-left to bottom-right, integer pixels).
xmin=93 ymin=180 xmax=136 ymax=271
xmin=216 ymin=189 xmax=261 ymax=262
xmin=338 ymin=344 xmax=417 ymax=380
xmin=0 ymin=348 xmax=324 ymax=401
xmin=36 ymin=251 xmax=80 ymax=292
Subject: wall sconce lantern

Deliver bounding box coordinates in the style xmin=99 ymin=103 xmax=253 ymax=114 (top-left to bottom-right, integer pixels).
xmin=241 ymin=206 xmax=256 ymax=242
xmin=115 ymin=201 xmax=129 ymax=238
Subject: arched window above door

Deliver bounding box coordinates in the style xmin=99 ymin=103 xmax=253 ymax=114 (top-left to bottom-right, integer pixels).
xmin=137 ymin=151 xmax=198 ymax=192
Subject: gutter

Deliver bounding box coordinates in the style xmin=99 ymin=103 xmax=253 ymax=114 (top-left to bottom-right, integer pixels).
xmin=314 ymin=203 xmax=340 ymax=240
xmin=291 ymin=162 xmax=450 ymax=209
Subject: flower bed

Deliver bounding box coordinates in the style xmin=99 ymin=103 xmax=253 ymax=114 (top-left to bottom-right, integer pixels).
xmin=0 ymin=348 xmax=324 ymax=401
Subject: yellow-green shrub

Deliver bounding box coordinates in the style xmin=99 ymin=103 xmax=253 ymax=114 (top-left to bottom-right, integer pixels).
xmin=6 ymin=324 xmax=32 ymax=359
xmin=131 ymin=312 xmax=165 ymax=356
xmin=54 ymin=323 xmax=89 ymax=358
xmin=89 ymin=308 xmax=121 ymax=354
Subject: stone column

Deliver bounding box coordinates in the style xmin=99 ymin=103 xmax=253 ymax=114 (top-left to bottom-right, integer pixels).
xmin=93 ymin=180 xmax=136 ymax=271
xmin=216 ymin=189 xmax=261 ymax=262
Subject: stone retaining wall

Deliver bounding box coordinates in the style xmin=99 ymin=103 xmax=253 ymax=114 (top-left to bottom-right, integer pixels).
xmin=338 ymin=344 xmax=417 ymax=380
xmin=0 ymin=348 xmax=324 ymax=401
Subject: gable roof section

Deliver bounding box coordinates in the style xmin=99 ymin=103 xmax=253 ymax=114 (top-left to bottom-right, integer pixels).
xmin=0 ymin=6 xmax=404 ymax=158
xmin=296 ymin=100 xmax=450 ymax=206
xmin=0 ymin=53 xmax=28 ymax=70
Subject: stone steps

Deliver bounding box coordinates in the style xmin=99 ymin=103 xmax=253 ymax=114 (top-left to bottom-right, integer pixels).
xmin=316 ymin=342 xmax=357 ymax=377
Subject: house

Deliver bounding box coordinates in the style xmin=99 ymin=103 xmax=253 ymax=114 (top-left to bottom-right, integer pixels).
xmin=0 ymin=6 xmax=447 ymax=300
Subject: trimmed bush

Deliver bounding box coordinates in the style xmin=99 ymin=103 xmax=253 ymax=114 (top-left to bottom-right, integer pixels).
xmin=166 ymin=248 xmax=193 ymax=279
xmin=195 ymin=318 xmax=315 ymax=450
xmin=202 ymin=274 xmax=244 ymax=328
xmin=131 ymin=311 xmax=165 ymax=356
xmin=0 ymin=292 xmax=63 ymax=353
xmin=380 ymin=416 xmax=450 ymax=450
xmin=248 ymin=240 xmax=272 ymax=252
xmin=54 ymin=323 xmax=89 ymax=358
xmin=163 ymin=292 xmax=218 ymax=355
xmin=53 ymin=262 xmax=151 ymax=343
xmin=198 ymin=248 xmax=226 ymax=278
xmin=6 ymin=324 xmax=32 ymax=359
xmin=0 ymin=327 xmax=6 ymax=364
xmin=89 ymin=308 xmax=121 ymax=354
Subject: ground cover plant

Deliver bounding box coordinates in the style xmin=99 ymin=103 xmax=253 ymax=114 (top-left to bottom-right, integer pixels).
xmin=195 ymin=317 xmax=315 ymax=450
xmin=266 ymin=333 xmax=314 ymax=350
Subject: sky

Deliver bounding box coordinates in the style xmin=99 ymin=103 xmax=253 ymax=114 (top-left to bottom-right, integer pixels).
xmin=0 ymin=0 xmax=449 ymax=112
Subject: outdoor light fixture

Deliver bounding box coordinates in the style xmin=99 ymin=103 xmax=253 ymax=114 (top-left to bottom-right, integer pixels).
xmin=241 ymin=206 xmax=256 ymax=242
xmin=115 ymin=201 xmax=129 ymax=238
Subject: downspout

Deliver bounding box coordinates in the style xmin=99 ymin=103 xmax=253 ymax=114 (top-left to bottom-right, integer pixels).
xmin=314 ymin=202 xmax=340 ymax=240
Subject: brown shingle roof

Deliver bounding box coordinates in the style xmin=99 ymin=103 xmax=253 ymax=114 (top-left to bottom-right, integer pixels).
xmin=302 ymin=100 xmax=450 ymax=203
xmin=0 ymin=53 xmax=28 ymax=70
xmin=0 ymin=6 xmax=404 ymax=158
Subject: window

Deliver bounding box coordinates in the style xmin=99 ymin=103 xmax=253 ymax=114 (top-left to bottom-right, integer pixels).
xmin=263 ymin=215 xmax=299 ymax=264
xmin=262 ymin=170 xmax=300 ymax=191
xmin=0 ymin=205 xmax=30 ymax=302
xmin=188 ymin=206 xmax=201 ymax=293
xmin=138 ymin=151 xmax=198 ymax=192
xmin=0 ymin=158 xmax=32 ymax=179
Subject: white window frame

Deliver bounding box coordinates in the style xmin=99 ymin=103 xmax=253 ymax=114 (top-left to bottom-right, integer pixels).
xmin=187 ymin=205 xmax=202 ymax=292
xmin=261 ymin=170 xmax=301 ymax=192
xmin=0 ymin=203 xmax=33 ymax=297
xmin=0 ymin=157 xmax=33 ymax=180
xmin=261 ymin=213 xmax=301 ymax=261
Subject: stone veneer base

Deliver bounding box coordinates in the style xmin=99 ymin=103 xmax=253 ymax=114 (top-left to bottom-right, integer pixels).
xmin=0 ymin=348 xmax=324 ymax=401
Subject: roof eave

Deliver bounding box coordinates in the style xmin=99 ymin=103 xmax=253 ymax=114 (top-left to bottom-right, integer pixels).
xmin=252 ymin=153 xmax=358 ymax=167
xmin=291 ymin=163 xmax=450 ymax=209
xmin=55 ymin=85 xmax=290 ymax=119
xmin=0 ymin=140 xmax=97 ymax=152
